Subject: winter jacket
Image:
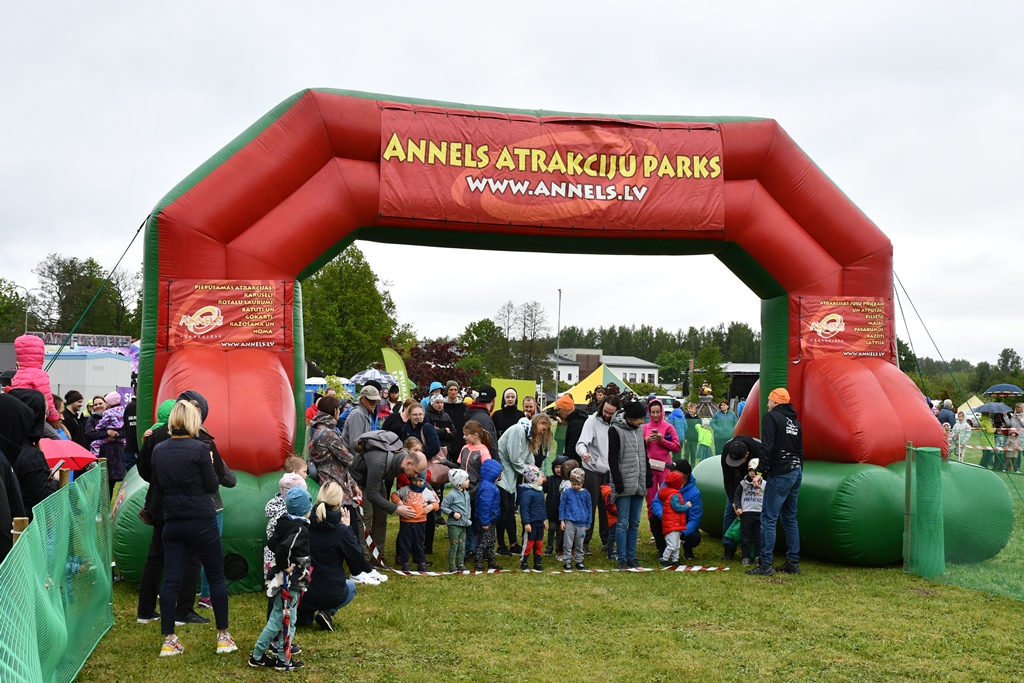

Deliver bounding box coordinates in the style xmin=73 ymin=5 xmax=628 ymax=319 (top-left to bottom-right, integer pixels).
xmin=562 ymin=408 xmax=589 ymax=458
xmin=696 ymin=423 xmax=714 ymax=448
xmin=6 ymin=389 xmax=58 ymax=514
xmin=518 ymin=484 xmax=546 ymax=524
xmin=340 ymin=403 xmax=374 ymax=455
xmin=350 ymin=436 xmax=408 ymax=515
xmin=309 ymin=411 xmax=355 ymax=495
xmin=301 ymin=508 xmax=350 ymax=611
xmin=151 ymin=435 xmax=220 ymax=521
xmin=440 ymin=487 xmax=472 ymax=527
xmin=464 ymin=403 xmax=498 ymax=447
xmin=0 ymin=394 xmax=30 ymax=559
xmin=264 ymin=493 xmax=288 ymax=567
xmin=424 ymin=405 xmax=455 ymax=446
xmin=600 ymin=484 xmax=618 ymax=527
xmin=608 ymin=413 xmax=652 ymax=500
xmin=733 ymin=475 xmax=764 ymax=513
xmin=62 ymin=407 xmax=82 ymax=445
xmin=391 ymin=484 xmax=439 ymax=524
xmin=643 ymin=399 xmax=681 ymax=465
xmin=679 ymin=474 xmax=703 ymax=536
xmin=545 ymin=456 xmax=566 ymax=523
xmin=559 ymin=486 xmax=592 ymax=526
xmin=11 ymin=335 xmax=59 ymax=423
xmin=400 ymin=420 xmax=440 ymax=459
xmin=138 ymin=423 xmax=224 ymax=522
xmin=476 ymin=459 xmax=502 ymax=526
xmin=492 ymin=389 xmax=525 ymax=439
xmin=420 ymin=382 xmax=444 ymax=409
xmin=758 ymin=403 xmax=804 ymax=476
xmin=936 ymin=408 xmax=957 ymax=428
xmin=659 ymin=472 xmax=689 ymax=534
xmin=267 ymin=513 xmax=312 ymax=592
xmin=459 ymin=443 xmax=491 ymax=497
xmin=443 ymin=399 xmax=467 ymax=456
xmin=496 ymin=420 xmax=533 ymax=495
xmin=123 ymin=399 xmax=138 ymax=455
xmin=575 ymin=412 xmax=612 ymax=474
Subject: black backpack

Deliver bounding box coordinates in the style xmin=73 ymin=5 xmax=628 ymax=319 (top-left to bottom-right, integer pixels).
xmin=349 ymin=430 xmax=405 ymax=486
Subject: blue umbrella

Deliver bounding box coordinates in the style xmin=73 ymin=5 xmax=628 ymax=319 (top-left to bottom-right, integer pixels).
xmin=972 ymin=402 xmax=1012 ymax=414
xmin=983 ymin=383 xmax=1024 ymax=397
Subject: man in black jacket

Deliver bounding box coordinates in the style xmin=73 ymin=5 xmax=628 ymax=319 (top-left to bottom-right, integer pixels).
xmin=720 ymin=434 xmax=760 ymax=560
xmin=463 ymin=386 xmax=498 ymax=446
xmin=555 ymin=395 xmax=588 ymax=459
xmin=748 ymin=388 xmax=804 ymax=577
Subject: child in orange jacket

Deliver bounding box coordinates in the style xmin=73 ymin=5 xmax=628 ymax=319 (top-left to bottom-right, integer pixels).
xmin=391 ymin=471 xmax=439 ymax=572
xmin=600 ymin=483 xmax=618 ymax=561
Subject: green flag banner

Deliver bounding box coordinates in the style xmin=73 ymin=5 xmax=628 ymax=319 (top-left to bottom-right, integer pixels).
xmin=381 ymin=347 xmax=411 ymax=402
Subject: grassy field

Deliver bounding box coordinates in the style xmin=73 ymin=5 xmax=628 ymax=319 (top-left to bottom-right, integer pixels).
xmin=78 ymin=510 xmax=1024 ymax=683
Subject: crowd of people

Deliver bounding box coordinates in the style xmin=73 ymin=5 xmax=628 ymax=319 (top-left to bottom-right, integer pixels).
xmin=932 ymin=398 xmax=1024 ymax=471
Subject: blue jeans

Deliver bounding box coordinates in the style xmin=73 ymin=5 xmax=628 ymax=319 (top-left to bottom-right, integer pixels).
xmin=614 ymin=494 xmax=644 ymax=563
xmin=722 ymin=502 xmax=738 ymax=554
xmin=254 ymin=590 xmax=300 ymax=658
xmin=759 ymin=467 xmax=802 ymax=566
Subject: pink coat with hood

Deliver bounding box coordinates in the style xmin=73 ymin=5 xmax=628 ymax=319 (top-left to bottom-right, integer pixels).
xmin=12 ymin=335 xmax=60 ymax=423
xmin=643 ymin=399 xmax=680 ymax=465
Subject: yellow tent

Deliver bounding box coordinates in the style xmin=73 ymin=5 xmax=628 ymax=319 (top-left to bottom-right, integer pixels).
xmin=560 ymin=364 xmax=634 ymax=407
xmin=957 ymin=395 xmax=983 ymax=416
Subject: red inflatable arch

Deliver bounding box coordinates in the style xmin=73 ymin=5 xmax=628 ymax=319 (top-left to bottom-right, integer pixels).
xmin=140 ymin=89 xmax=944 ymax=475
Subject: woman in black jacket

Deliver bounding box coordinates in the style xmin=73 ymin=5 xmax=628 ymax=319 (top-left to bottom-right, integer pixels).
xmin=150 ymin=400 xmax=236 ymax=658
xmin=297 ymin=481 xmax=358 ymax=632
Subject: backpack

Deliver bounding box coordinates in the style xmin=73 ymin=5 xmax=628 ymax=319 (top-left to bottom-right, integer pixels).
xmin=349 ymin=430 xmax=405 ymax=487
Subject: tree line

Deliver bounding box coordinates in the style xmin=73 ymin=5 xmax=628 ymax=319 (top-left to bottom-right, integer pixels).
xmin=899 ymin=339 xmax=1023 ymax=403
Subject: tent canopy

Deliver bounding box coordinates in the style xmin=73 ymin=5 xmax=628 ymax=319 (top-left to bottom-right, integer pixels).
xmin=957 ymin=395 xmax=983 ymax=416
xmin=561 ymin=364 xmax=634 ymax=407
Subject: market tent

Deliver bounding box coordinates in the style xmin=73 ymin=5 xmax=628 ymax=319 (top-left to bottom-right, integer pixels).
xmin=957 ymin=395 xmax=984 ymax=416
xmin=560 ymin=364 xmax=634 ymax=407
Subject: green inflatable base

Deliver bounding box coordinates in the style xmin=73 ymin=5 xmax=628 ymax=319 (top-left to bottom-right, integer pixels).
xmin=694 ymin=456 xmax=1013 ymax=566
xmin=112 ymin=469 xmax=319 ymax=594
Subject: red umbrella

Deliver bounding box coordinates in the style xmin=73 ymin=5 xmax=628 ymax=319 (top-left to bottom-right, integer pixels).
xmin=38 ymin=439 xmax=98 ymax=470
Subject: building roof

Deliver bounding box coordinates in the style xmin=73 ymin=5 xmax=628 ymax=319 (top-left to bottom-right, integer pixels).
xmin=548 ymin=353 xmax=579 ymax=365
xmin=723 ymin=363 xmax=760 ymax=374
xmin=600 ymin=355 xmax=658 ymax=369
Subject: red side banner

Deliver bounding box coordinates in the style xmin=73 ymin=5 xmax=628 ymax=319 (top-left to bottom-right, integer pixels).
xmin=167 ymin=280 xmax=291 ymax=350
xmin=800 ymin=296 xmax=894 ymax=360
xmin=378 ymin=104 xmax=724 ymax=232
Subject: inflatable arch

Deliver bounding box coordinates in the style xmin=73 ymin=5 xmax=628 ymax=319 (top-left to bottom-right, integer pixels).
xmin=112 ymin=90 xmax=1009 ymax=586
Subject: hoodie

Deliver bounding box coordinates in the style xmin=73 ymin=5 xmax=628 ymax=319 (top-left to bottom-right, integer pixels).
xmin=658 ymin=471 xmax=690 ymax=534
xmin=7 ymin=389 xmax=59 ymax=514
xmin=546 ymin=455 xmax=567 ymax=523
xmin=11 ymin=335 xmax=60 ymax=423
xmin=518 ymin=481 xmax=546 ymax=524
xmin=575 ymin=411 xmax=613 ymax=474
xmin=758 ymin=403 xmax=804 ymax=476
xmin=642 ymin=399 xmax=681 ymax=465
xmin=420 ymin=381 xmax=444 ymax=409
xmin=492 ymin=388 xmax=525 ymax=439
xmin=476 ymin=458 xmax=502 ymax=526
xmin=680 ymin=473 xmax=702 ymax=536
xmin=0 ymin=394 xmax=29 ymax=559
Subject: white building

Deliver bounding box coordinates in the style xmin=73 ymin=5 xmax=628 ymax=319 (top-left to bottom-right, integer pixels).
xmin=601 ymin=355 xmax=659 ymax=385
xmin=548 ymin=353 xmax=581 ymax=384
xmin=550 ymin=348 xmax=659 ymax=386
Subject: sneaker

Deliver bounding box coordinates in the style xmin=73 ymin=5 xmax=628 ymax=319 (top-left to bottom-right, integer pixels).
xmin=400 ymin=563 xmax=412 ymax=572
xmin=723 ymin=549 xmax=736 ymax=561
xmin=496 ymin=546 xmax=511 ymax=556
xmin=544 ymin=546 xmax=554 ymax=556
xmin=416 ymin=563 xmax=428 ymax=572
xmin=563 ymin=561 xmax=573 ymax=572
xmin=368 ymin=568 xmax=389 ymax=582
xmin=575 ymin=562 xmax=586 ymax=571
xmin=533 ymin=561 xmax=543 ymax=571
xmin=267 ymin=643 xmax=302 ymax=657
xmin=275 ymin=659 xmax=305 ymax=670
xmin=137 ymin=613 xmax=160 ymax=624
xmin=175 ymin=611 xmax=210 ymax=626
xmin=584 ymin=546 xmax=594 ymax=556
xmin=249 ymin=653 xmax=280 ymax=668
xmin=216 ymin=633 xmax=237 ymax=654
xmin=617 ymin=561 xmax=628 ymax=570
xmin=487 ymin=559 xmax=502 ymax=570
xmin=660 ymin=559 xmax=673 ymax=567
xmin=315 ymin=611 xmax=334 ymax=632
xmin=746 ymin=564 xmax=775 ymax=576
xmin=351 ymin=572 xmax=380 ymax=586
xmin=627 ymin=559 xmax=641 ymax=569
xmin=776 ymin=561 xmax=801 ymax=575
xmin=510 ymin=544 xmax=523 ymax=554
xmin=159 ymin=636 xmax=184 ymax=657
xmin=448 ymin=565 xmax=458 ymax=573
xmin=741 ymin=558 xmax=752 ymax=567
xmin=520 ymin=559 xmax=530 ymax=570
xmin=197 ymin=597 xmax=213 ymax=610
xmin=456 ymin=565 xmax=467 ymax=572
xmin=683 ymin=550 xmax=695 ymax=561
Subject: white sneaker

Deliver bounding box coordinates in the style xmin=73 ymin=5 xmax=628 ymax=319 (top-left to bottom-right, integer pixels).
xmin=368 ymin=569 xmax=389 ymax=582
xmin=351 ymin=572 xmax=380 ymax=586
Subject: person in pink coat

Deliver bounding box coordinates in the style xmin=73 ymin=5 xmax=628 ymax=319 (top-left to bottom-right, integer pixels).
xmin=644 ymin=398 xmax=681 ymax=507
xmin=11 ymin=335 xmax=60 ymax=425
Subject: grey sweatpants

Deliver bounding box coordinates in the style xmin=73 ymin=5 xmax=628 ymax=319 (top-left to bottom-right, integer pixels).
xmin=563 ymin=521 xmax=587 ymax=563
xmin=662 ymin=530 xmax=682 ymax=563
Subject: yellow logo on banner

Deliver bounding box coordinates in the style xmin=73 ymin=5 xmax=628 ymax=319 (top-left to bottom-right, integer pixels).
xmin=809 ymin=313 xmax=845 ymax=339
xmin=179 ymin=306 xmax=224 ymax=336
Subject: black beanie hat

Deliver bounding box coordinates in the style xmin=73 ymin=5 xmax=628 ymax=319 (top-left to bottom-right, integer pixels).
xmin=624 ymin=401 xmax=645 ymax=419
xmin=64 ymin=390 xmax=84 ymax=405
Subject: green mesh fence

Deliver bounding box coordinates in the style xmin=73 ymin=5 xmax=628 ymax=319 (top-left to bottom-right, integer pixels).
xmin=905 ymin=445 xmax=1023 ymax=601
xmin=0 ymin=464 xmax=113 ymax=682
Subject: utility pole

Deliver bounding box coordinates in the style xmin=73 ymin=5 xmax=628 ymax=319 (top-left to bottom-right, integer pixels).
xmin=555 ymin=288 xmax=562 ymax=392
xmin=11 ymin=284 xmax=37 ymax=334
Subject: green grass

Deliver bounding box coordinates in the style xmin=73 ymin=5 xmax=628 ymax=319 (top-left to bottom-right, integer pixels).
xmin=78 ymin=514 xmax=1024 ymax=683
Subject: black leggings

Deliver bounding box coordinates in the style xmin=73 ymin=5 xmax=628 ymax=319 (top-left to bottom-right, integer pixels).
xmin=498 ymin=489 xmax=518 ymax=549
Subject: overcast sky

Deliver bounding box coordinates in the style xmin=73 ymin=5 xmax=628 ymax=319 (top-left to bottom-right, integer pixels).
xmin=2 ymin=2 xmax=1021 ymax=365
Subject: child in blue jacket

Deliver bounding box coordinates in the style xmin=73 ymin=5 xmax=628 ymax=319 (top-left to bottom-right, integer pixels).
xmin=559 ymin=468 xmax=592 ymax=571
xmin=518 ymin=465 xmax=547 ymax=571
xmin=474 ymin=459 xmax=503 ymax=571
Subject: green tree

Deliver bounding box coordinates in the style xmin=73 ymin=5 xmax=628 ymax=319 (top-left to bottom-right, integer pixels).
xmin=896 ymin=337 xmax=917 ymax=372
xmin=459 ymin=318 xmax=508 ymax=381
xmin=0 ymin=278 xmax=29 ymax=342
xmin=301 ymin=246 xmax=397 ymax=375
xmin=690 ymin=344 xmax=728 ymax=403
xmin=997 ymin=348 xmax=1021 ymax=375
xmin=30 ymin=255 xmax=141 ymax=337
xmin=655 ymin=348 xmax=692 ymax=385
xmin=723 ymin=321 xmax=760 ymax=362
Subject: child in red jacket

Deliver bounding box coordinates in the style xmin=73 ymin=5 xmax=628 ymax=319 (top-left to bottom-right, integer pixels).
xmin=658 ymin=471 xmax=692 ymax=566
xmin=600 ymin=483 xmax=618 ymax=561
